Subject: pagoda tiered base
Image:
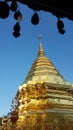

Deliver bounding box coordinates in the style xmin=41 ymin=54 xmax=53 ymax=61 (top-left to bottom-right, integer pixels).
xmin=15 ymin=112 xmax=73 ymax=130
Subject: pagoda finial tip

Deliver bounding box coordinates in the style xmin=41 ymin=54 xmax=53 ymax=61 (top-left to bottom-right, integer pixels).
xmin=38 ymin=34 xmax=45 ymax=56
xmin=38 ymin=34 xmax=42 ymax=44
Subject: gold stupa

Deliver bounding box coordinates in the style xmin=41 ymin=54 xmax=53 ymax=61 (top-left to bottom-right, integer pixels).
xmin=2 ymin=38 xmax=73 ymax=130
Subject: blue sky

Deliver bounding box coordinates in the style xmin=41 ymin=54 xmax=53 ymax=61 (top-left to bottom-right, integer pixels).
xmin=0 ymin=2 xmax=73 ymax=116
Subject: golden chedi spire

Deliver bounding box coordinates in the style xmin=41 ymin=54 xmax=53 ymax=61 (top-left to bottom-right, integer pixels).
xmin=24 ymin=35 xmax=66 ymax=85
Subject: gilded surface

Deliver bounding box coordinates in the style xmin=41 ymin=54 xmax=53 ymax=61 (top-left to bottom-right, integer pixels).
xmin=1 ymin=43 xmax=73 ymax=130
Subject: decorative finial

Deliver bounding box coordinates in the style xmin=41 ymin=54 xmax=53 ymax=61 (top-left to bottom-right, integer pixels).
xmin=39 ymin=34 xmax=42 ymax=44
xmin=38 ymin=34 xmax=45 ymax=56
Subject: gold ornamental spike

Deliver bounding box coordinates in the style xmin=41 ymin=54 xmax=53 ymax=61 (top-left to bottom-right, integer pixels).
xmin=38 ymin=34 xmax=45 ymax=56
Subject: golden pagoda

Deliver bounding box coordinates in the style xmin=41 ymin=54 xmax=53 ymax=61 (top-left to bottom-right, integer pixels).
xmin=2 ymin=38 xmax=73 ymax=130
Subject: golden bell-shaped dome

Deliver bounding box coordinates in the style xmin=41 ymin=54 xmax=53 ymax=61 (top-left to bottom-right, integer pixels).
xmin=24 ymin=42 xmax=65 ymax=84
